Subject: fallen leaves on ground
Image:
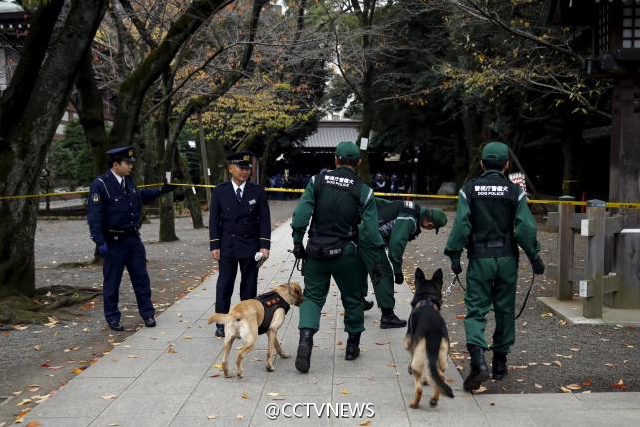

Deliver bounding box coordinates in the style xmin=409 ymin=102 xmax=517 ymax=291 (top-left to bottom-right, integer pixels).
xmin=241 ymin=391 xmax=248 ymax=399
xmin=207 ymin=415 xmax=218 ymax=420
xmin=339 ymin=387 xmax=351 ymax=395
xmin=359 ymin=421 xmax=372 ymax=426
xmin=236 ymin=414 xmax=244 ymax=420
xmin=472 ymin=385 xmax=487 ymax=394
xmin=44 ymin=317 xmax=59 ymax=328
xmin=101 ymin=394 xmax=116 ymax=400
xmin=565 ymin=384 xmax=582 ymax=391
xmin=71 ymin=367 xmax=87 ymax=374
xmin=613 ymin=379 xmax=628 ymax=390
xmin=14 ymin=408 xmax=31 ymax=423
xmin=166 ymin=345 xmax=176 ymax=354
xmin=12 ymin=325 xmax=29 ymax=331
xmin=266 ymin=392 xmax=280 ymax=397
xmin=26 ymin=422 xmax=42 ymax=427
xmin=583 ymin=379 xmax=593 ymax=386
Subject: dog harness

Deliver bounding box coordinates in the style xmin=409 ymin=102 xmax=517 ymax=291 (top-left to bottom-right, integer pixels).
xmin=256 ymin=291 xmax=291 ymax=335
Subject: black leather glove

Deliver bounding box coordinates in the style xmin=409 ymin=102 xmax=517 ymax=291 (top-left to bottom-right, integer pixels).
xmin=292 ymin=242 xmax=306 ymax=260
xmin=451 ymin=261 xmax=462 ymax=275
xmin=161 ymin=179 xmax=175 ymax=193
xmin=532 ymin=256 xmax=545 ymax=275
xmin=394 ymin=272 xmax=404 ymax=284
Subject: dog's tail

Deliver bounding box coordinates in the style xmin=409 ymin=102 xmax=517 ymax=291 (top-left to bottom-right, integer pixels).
xmin=427 ymin=337 xmax=454 ymax=398
xmin=207 ymin=313 xmax=232 ymax=325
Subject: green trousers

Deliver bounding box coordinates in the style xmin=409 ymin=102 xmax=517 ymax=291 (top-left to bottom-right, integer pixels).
xmin=464 ymin=256 xmax=518 ymax=354
xmin=358 ymin=245 xmax=395 ymax=309
xmin=298 ymin=243 xmax=368 ymax=333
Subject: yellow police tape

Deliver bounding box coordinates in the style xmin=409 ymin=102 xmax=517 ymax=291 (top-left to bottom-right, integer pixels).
xmin=2 ymin=183 xmax=640 ymax=210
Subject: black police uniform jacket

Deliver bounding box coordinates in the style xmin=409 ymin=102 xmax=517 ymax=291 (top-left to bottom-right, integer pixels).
xmin=87 ymin=171 xmax=163 ymax=246
xmin=209 ymin=181 xmax=271 ymax=258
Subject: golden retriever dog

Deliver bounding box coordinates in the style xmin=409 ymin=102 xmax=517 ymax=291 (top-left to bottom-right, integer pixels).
xmin=207 ymin=283 xmax=303 ymax=378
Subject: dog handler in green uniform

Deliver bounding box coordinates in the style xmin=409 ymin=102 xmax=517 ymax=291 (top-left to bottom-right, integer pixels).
xmin=360 ymin=199 xmax=448 ymax=328
xmin=444 ymin=141 xmax=545 ymax=392
xmin=291 ymin=141 xmax=385 ymax=373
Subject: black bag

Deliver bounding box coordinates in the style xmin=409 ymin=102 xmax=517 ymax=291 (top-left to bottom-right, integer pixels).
xmin=305 ymin=238 xmax=346 ymax=260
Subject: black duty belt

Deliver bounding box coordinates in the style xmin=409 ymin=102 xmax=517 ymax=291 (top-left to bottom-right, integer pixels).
xmin=107 ymin=228 xmax=139 ymax=236
xmin=474 ymin=238 xmax=511 ymax=248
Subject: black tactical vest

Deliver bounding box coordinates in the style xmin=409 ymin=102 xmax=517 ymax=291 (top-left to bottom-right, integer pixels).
xmin=307 ymin=168 xmax=362 ymax=259
xmin=377 ymin=201 xmax=421 ymax=242
xmin=256 ymin=291 xmax=291 ymax=335
xmin=463 ymin=171 xmax=520 ymax=258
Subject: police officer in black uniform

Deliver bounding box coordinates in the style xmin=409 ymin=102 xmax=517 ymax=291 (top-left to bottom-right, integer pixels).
xmin=209 ymin=151 xmax=271 ymax=337
xmin=87 ymin=146 xmax=175 ymax=331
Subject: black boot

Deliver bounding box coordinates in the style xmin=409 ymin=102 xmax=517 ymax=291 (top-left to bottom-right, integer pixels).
xmin=363 ymin=299 xmax=374 ymax=311
xmin=295 ymin=328 xmax=316 ymax=373
xmin=380 ymin=308 xmax=407 ymax=329
xmin=345 ymin=332 xmax=361 ymax=361
xmin=492 ymin=351 xmax=508 ymax=380
xmin=463 ymin=344 xmax=490 ymax=392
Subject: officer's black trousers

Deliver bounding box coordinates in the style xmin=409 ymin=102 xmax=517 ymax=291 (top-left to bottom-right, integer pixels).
xmin=215 ymin=256 xmax=259 ymax=324
xmin=102 ymin=234 xmax=155 ymax=323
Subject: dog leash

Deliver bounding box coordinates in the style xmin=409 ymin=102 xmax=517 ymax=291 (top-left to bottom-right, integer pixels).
xmin=285 ymin=251 xmax=304 ymax=291
xmin=515 ymin=272 xmax=536 ymax=320
xmin=448 ymin=270 xmax=535 ymax=319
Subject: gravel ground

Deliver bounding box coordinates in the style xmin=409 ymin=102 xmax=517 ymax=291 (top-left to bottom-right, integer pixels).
xmin=1 ymin=200 xmax=639 ymax=424
xmin=0 ymin=200 xmax=297 ymax=425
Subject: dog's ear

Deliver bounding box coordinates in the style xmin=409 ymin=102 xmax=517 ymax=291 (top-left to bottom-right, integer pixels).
xmin=415 ymin=268 xmax=426 ymax=284
xmin=432 ymin=268 xmax=443 ymax=285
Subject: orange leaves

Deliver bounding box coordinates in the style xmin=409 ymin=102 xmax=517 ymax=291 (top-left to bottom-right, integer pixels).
xmin=612 ymin=379 xmax=628 ymax=391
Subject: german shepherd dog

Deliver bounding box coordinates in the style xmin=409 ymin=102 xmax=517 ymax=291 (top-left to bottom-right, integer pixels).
xmin=404 ymin=268 xmax=454 ymax=409
xmin=207 ymin=283 xmax=303 ymax=378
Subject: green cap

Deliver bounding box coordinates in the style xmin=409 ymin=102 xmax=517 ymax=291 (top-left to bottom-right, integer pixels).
xmin=420 ymin=207 xmax=448 ymax=234
xmin=335 ymin=141 xmax=361 ymax=160
xmin=481 ymin=142 xmax=509 ymax=161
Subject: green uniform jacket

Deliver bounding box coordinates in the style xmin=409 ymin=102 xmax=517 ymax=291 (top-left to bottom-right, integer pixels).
xmin=374 ymin=198 xmax=420 ymax=273
xmin=444 ymin=170 xmax=540 ymax=264
xmin=291 ymin=167 xmax=384 ymax=249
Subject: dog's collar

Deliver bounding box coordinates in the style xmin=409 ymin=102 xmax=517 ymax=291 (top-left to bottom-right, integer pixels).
xmin=415 ymin=296 xmax=442 ymax=311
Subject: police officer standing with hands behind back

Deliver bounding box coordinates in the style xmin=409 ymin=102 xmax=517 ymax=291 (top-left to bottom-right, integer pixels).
xmin=444 ymin=141 xmax=544 ymax=393
xmin=209 ymin=151 xmax=271 ymax=338
xmin=291 ymin=141 xmax=386 ymax=373
xmin=87 ymin=146 xmax=175 ymax=331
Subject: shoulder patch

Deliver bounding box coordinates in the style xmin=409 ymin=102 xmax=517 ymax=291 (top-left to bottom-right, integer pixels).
xmin=92 ymin=194 xmax=100 ymax=203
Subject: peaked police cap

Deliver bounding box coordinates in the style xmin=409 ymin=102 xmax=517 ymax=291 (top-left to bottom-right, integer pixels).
xmin=107 ymin=146 xmax=135 ymax=162
xmin=227 ymin=151 xmax=254 ymax=167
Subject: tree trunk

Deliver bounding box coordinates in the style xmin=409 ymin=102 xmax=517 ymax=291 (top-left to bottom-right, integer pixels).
xmin=158 ymin=71 xmax=179 ymax=242
xmin=451 ymin=125 xmax=468 ymax=189
xmin=75 ymin=50 xmax=109 ymax=175
xmin=561 ymin=134 xmax=583 ymax=198
xmin=176 ymin=150 xmax=204 ymax=229
xmin=461 ymin=105 xmax=485 ymax=182
xmin=0 ymin=0 xmax=107 ymax=297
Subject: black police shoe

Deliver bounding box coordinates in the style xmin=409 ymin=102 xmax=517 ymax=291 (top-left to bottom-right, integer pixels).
xmin=345 ymin=332 xmax=361 ymax=361
xmin=296 ymin=328 xmax=315 ymax=373
xmin=144 ymin=317 xmax=156 ymax=328
xmin=380 ymin=313 xmax=407 ymax=329
xmin=363 ymin=299 xmax=374 ymax=311
xmin=108 ymin=320 xmax=124 ymax=331
xmin=464 ymin=344 xmax=490 ymax=392
xmin=215 ymin=324 xmax=225 ymax=338
xmin=492 ymin=351 xmax=508 ymax=380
